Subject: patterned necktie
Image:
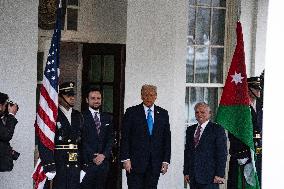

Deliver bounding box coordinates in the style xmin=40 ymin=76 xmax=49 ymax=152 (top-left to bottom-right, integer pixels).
xmin=147 ymin=109 xmax=153 ymax=135
xmin=194 ymin=125 xmax=202 ymax=147
xmin=93 ymin=112 xmax=101 ymax=134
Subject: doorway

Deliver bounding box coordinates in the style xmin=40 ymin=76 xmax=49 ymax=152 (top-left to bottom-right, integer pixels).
xmin=82 ymin=43 xmax=126 ymax=189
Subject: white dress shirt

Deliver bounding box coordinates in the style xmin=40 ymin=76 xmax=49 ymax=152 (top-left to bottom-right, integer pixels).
xmin=194 ymin=120 xmax=209 ymax=140
xmin=88 ymin=107 xmax=100 ymax=120
xmin=143 ymin=104 xmax=154 ymax=123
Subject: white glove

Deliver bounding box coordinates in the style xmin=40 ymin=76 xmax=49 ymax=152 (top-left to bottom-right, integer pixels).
xmin=80 ymin=170 xmax=86 ymax=183
xmin=46 ymin=171 xmax=56 ymax=180
xmin=237 ymin=157 xmax=249 ymax=165
xmin=244 ymin=162 xmax=257 ymax=186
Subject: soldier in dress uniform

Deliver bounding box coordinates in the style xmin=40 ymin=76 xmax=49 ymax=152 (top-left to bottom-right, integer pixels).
xmin=247 ymin=76 xmax=263 ymax=187
xmin=227 ymin=76 xmax=263 ymax=189
xmin=40 ymin=81 xmax=83 ymax=189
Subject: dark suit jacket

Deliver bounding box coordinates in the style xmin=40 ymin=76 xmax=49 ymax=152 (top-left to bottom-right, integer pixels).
xmin=81 ymin=110 xmax=114 ymax=166
xmin=183 ymin=121 xmax=227 ymax=184
xmin=0 ymin=114 xmax=18 ymax=172
xmin=120 ymin=103 xmax=171 ymax=174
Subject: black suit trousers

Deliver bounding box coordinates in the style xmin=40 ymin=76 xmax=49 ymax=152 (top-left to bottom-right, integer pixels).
xmin=126 ymin=162 xmax=160 ymax=189
xmin=190 ymin=179 xmax=219 ymax=189
xmin=81 ymin=162 xmax=109 ymax=189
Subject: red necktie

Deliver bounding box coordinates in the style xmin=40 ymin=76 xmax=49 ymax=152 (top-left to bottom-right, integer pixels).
xmin=194 ymin=125 xmax=202 ymax=147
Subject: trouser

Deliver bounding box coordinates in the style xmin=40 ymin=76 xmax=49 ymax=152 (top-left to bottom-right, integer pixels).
xmin=256 ymin=154 xmax=262 ymax=188
xmin=190 ymin=178 xmax=219 ymax=189
xmin=81 ymin=162 xmax=109 ymax=189
xmin=43 ymin=165 xmax=80 ymax=189
xmin=126 ymin=164 xmax=160 ymax=189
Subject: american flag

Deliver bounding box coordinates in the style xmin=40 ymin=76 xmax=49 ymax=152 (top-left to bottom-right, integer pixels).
xmin=32 ymin=1 xmax=62 ymax=188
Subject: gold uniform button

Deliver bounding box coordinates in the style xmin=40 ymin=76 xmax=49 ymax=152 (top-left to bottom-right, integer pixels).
xmin=68 ymin=139 xmax=71 ymax=142
xmin=67 ymin=164 xmax=70 ymax=167
xmin=75 ymin=164 xmax=78 ymax=167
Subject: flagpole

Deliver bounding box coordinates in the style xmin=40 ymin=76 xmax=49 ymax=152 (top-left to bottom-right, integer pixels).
xmin=237 ymin=0 xmax=241 ymax=21
xmin=32 ymin=0 xmax=62 ymax=188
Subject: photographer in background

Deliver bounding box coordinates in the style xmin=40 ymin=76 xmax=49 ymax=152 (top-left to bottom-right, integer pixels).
xmin=0 ymin=92 xmax=20 ymax=172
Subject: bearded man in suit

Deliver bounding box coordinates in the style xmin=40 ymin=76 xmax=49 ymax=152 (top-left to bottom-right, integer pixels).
xmin=81 ymin=87 xmax=114 ymax=189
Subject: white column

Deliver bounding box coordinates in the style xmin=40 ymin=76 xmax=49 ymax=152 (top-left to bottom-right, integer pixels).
xmin=124 ymin=0 xmax=187 ymax=188
xmin=0 ymin=0 xmax=38 ymax=188
xmin=263 ymin=0 xmax=284 ymax=188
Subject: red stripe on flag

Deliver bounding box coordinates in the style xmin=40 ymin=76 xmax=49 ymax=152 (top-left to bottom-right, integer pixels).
xmin=32 ymin=160 xmax=46 ymax=189
xmin=37 ymin=106 xmax=56 ymax=133
xmin=35 ymin=122 xmax=54 ymax=151
xmin=40 ymin=86 xmax=58 ymax=119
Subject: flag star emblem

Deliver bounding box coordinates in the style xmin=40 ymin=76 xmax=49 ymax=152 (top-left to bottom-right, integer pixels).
xmin=231 ymin=71 xmax=244 ymax=85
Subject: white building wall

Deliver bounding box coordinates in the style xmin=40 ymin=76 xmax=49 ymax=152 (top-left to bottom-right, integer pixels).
xmin=241 ymin=0 xmax=267 ymax=77
xmin=263 ymin=1 xmax=284 ymax=188
xmin=124 ymin=0 xmax=187 ymax=188
xmin=0 ymin=0 xmax=38 ymax=189
xmin=254 ymin=0 xmax=269 ymax=76
xmin=39 ymin=0 xmax=127 ymax=44
xmin=240 ymin=0 xmax=257 ymax=76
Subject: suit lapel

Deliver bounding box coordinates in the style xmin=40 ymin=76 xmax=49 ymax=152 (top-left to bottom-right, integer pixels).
xmin=191 ymin=124 xmax=198 ymax=146
xmin=197 ymin=121 xmax=211 ymax=146
xmin=139 ymin=103 xmax=150 ymax=136
xmin=152 ymin=105 xmax=160 ymax=135
xmin=86 ymin=110 xmax=95 ymax=125
xmin=86 ymin=110 xmax=99 ymax=137
xmin=99 ymin=113 xmax=107 ymax=137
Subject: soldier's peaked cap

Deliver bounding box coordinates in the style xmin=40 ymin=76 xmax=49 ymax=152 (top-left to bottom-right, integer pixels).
xmin=59 ymin=82 xmax=76 ymax=95
xmin=247 ymin=77 xmax=261 ymax=90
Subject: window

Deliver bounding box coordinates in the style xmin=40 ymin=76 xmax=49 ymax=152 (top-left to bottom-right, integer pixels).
xmin=185 ymin=0 xmax=227 ymax=126
xmin=63 ymin=0 xmax=79 ymax=31
xmin=87 ymin=55 xmax=115 ymax=113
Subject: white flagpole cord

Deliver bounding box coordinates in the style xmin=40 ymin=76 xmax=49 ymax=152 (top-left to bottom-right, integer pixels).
xmin=59 ymin=0 xmax=62 ymax=8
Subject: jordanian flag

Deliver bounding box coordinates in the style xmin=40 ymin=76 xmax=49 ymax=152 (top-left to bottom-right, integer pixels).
xmin=216 ymin=21 xmax=260 ymax=189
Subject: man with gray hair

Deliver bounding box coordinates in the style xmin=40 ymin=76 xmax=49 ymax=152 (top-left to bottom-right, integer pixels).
xmin=183 ymin=102 xmax=227 ymax=189
xmin=120 ymin=84 xmax=171 ymax=189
